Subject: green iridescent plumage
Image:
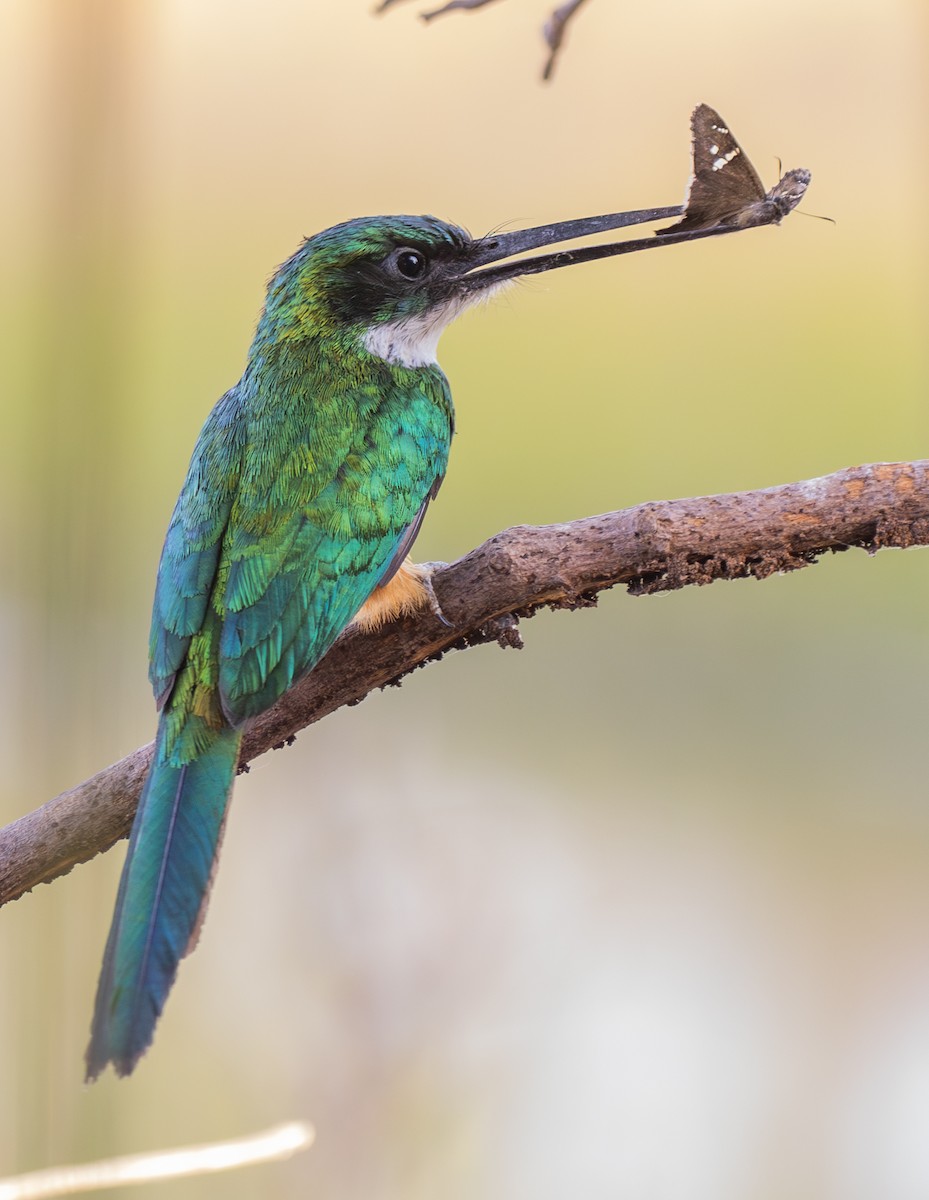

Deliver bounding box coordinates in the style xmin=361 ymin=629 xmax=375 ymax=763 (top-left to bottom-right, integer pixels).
xmin=154 ymin=218 xmax=458 ymax=736
xmin=88 ymin=218 xmax=456 ymax=1078
xmin=86 ymin=201 xmax=701 ymax=1079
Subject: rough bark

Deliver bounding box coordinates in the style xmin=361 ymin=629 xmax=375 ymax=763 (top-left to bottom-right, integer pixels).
xmin=2 ymin=460 xmax=927 ymax=908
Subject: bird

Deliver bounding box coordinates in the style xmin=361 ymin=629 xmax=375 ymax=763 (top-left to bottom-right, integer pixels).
xmin=668 ymin=103 xmax=811 ymax=233
xmin=84 ymin=199 xmax=731 ymax=1080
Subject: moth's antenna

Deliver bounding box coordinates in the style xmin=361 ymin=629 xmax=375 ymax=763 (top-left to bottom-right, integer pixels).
xmin=797 ymin=210 xmax=837 ymax=225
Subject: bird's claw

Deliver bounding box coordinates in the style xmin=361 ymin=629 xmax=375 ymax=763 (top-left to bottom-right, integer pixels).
xmin=416 ymin=561 xmax=453 ymax=627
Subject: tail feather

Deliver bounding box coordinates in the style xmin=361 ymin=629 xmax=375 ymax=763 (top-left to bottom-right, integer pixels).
xmin=86 ymin=722 xmax=240 ymax=1080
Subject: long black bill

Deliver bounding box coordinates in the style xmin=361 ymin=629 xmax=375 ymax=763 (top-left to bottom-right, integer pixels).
xmin=461 ymin=205 xmax=742 ymax=291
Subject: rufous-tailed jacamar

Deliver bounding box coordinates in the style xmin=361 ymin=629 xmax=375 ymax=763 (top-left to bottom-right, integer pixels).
xmin=86 ymin=202 xmax=734 ymax=1079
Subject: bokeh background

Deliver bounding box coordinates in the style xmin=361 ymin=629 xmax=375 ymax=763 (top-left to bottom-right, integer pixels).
xmin=2 ymin=1 xmax=928 ymax=1197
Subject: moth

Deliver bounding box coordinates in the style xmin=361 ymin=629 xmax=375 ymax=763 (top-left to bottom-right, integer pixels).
xmin=669 ymin=103 xmax=811 ymax=232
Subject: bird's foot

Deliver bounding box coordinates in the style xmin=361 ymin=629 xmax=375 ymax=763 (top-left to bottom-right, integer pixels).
xmin=415 ymin=561 xmax=453 ymax=628
xmin=352 ymin=558 xmax=451 ymax=631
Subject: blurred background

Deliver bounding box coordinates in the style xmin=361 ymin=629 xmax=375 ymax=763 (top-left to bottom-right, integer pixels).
xmin=2 ymin=1 xmax=928 ymax=1196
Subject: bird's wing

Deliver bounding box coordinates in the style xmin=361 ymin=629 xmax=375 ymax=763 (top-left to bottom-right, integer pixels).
xmin=149 ymin=389 xmax=245 ymax=709
xmin=215 ymin=373 xmax=453 ymax=725
xmin=375 ymin=473 xmax=444 ymax=590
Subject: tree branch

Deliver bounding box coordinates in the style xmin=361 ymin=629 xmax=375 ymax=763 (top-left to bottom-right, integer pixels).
xmin=376 ymin=0 xmax=590 ymax=80
xmin=2 ymin=460 xmax=927 ymax=908
xmin=541 ymin=0 xmax=589 ymax=80
xmin=0 ymin=1122 xmax=313 ymax=1199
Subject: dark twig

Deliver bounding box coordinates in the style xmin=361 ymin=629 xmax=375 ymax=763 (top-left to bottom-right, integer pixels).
xmin=542 ymin=0 xmax=589 ymax=79
xmin=422 ymin=0 xmax=503 ymax=19
xmin=376 ymin=0 xmax=593 ymax=78
xmin=2 ymin=460 xmax=928 ymax=908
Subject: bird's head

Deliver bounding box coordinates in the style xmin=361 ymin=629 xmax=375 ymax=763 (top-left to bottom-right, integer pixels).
xmin=256 ymin=204 xmax=695 ymax=368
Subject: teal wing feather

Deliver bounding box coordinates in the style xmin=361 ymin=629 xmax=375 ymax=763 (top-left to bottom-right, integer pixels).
xmin=217 ymin=367 xmax=453 ymax=723
xmin=149 ymin=389 xmax=245 ymax=708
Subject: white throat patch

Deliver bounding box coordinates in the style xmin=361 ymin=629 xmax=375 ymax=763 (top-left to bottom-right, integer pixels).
xmin=361 ymin=281 xmax=508 ymax=369
xmin=361 ymin=297 xmax=468 ymax=368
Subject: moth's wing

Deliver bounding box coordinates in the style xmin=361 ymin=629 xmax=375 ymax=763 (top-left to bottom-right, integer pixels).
xmin=673 ymin=103 xmax=767 ymax=231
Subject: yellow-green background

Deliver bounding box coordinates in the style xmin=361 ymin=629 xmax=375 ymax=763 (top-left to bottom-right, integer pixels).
xmin=2 ymin=1 xmax=928 ymax=1196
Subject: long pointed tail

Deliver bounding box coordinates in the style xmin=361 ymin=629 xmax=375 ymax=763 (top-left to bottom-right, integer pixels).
xmin=86 ymin=721 xmax=241 ymax=1080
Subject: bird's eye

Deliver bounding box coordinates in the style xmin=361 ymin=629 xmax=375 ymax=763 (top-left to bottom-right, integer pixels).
xmin=392 ymin=248 xmax=428 ymax=280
